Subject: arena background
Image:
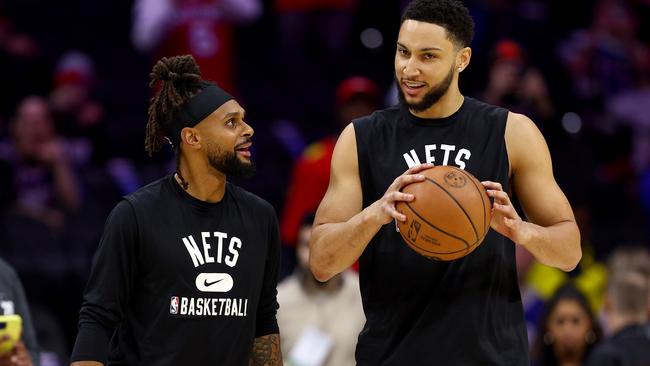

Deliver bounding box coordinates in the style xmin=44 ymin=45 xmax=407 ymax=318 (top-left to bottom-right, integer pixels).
xmin=0 ymin=0 xmax=648 ymax=364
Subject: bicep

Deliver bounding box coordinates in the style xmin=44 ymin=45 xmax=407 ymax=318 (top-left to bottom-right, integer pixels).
xmin=507 ymin=113 xmax=575 ymax=226
xmin=314 ymin=123 xmax=362 ymax=226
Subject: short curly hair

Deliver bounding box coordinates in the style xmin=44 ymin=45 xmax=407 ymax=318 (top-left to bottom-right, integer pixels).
xmin=401 ymin=0 xmax=474 ymax=48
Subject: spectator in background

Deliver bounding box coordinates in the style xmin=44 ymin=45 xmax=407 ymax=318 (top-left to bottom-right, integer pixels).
xmin=281 ymin=76 xmax=378 ymax=247
xmin=532 ymin=284 xmax=603 ymax=366
xmin=516 ymin=244 xmax=544 ymax=348
xmin=280 ymin=76 xmax=378 ymax=274
xmin=0 ymin=257 xmax=39 ymax=366
xmin=131 ymin=0 xmax=262 ymax=94
xmin=274 ymin=0 xmax=357 ymax=62
xmin=277 ymin=213 xmax=364 ymax=366
xmin=519 ymin=204 xmax=608 ymax=338
xmin=585 ymin=247 xmax=650 ymax=366
xmin=482 ymin=39 xmax=555 ymax=127
xmin=1 ymin=96 xmax=80 ymax=230
xmin=603 ymin=246 xmax=650 ymax=319
xmin=49 ymin=50 xmax=107 ymax=167
xmin=0 ymin=11 xmax=50 ymax=122
xmin=272 ymin=0 xmax=360 ymax=120
xmin=558 ymin=0 xmax=647 ymax=120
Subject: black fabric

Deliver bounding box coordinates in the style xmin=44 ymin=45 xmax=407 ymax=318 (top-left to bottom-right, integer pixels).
xmin=71 ymin=175 xmax=280 ymax=365
xmin=168 ymin=83 xmax=234 ymax=146
xmin=352 ymin=97 xmax=528 ymax=365
xmin=585 ymin=324 xmax=650 ymax=366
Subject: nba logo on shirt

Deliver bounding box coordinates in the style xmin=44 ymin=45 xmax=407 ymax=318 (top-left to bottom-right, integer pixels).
xmin=170 ymin=296 xmax=179 ymax=314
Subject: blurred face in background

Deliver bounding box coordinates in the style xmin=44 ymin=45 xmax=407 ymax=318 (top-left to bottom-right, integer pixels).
xmin=11 ymin=96 xmax=55 ymax=162
xmin=338 ymin=96 xmax=377 ymax=129
xmin=547 ymin=299 xmax=593 ymax=361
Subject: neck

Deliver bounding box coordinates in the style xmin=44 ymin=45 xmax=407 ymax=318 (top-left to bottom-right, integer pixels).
xmin=410 ymin=86 xmax=464 ymax=119
xmin=176 ymin=154 xmax=226 ymax=202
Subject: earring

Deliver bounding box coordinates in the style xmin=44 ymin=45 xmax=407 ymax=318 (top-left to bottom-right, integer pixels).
xmin=585 ymin=330 xmax=596 ymax=344
xmin=543 ymin=333 xmax=554 ymax=345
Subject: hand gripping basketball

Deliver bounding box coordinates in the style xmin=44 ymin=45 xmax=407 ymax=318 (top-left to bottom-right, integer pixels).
xmin=371 ymin=163 xmax=434 ymax=225
xmin=482 ymin=180 xmax=532 ymax=245
xmin=395 ymin=166 xmax=492 ymax=261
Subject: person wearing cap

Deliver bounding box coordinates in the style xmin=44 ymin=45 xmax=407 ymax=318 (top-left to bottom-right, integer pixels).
xmin=69 ymin=55 xmax=283 ymax=366
xmin=280 ymin=76 xmax=379 ymax=257
xmin=482 ymin=39 xmax=555 ymax=124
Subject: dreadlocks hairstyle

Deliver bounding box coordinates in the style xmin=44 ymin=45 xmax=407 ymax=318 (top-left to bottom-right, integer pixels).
xmin=144 ymin=55 xmax=204 ymax=156
xmin=401 ymin=0 xmax=474 ymax=48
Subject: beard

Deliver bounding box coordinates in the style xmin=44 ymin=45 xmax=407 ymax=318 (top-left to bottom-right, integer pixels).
xmin=397 ymin=63 xmax=455 ymax=113
xmin=206 ymin=140 xmax=256 ymax=178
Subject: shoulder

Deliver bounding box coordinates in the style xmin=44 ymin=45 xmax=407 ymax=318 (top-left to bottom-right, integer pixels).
xmin=465 ymin=96 xmax=508 ymax=116
xmin=123 ymin=176 xmax=170 ymax=209
xmin=506 ymin=112 xmax=540 ymax=137
xmin=352 ymin=105 xmax=400 ymax=131
xmin=227 ymin=183 xmax=276 ymax=218
xmin=505 ymin=112 xmax=548 ymax=171
xmin=462 ymin=97 xmax=510 ymax=130
xmin=585 ymin=340 xmax=620 ymax=365
xmin=0 ymin=258 xmax=19 ymax=282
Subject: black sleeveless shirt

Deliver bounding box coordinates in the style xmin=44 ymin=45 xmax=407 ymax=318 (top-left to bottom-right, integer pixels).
xmin=352 ymin=97 xmax=528 ymax=366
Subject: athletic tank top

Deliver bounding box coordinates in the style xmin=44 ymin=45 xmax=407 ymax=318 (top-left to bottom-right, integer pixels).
xmin=353 ymin=97 xmax=529 ymax=365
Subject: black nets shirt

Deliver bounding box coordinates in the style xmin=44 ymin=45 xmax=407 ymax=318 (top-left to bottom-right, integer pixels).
xmin=353 ymin=97 xmax=529 ymax=365
xmin=71 ymin=175 xmax=281 ymax=365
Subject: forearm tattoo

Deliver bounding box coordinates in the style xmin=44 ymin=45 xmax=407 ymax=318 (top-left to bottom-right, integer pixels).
xmin=249 ymin=334 xmax=282 ymax=366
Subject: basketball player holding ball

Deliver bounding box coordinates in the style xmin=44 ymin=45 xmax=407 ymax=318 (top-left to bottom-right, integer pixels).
xmin=70 ymin=55 xmax=282 ymax=365
xmin=309 ymin=0 xmax=581 ymax=364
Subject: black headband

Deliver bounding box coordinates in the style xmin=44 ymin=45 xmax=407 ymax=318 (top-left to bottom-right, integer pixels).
xmin=167 ymin=83 xmax=233 ymax=147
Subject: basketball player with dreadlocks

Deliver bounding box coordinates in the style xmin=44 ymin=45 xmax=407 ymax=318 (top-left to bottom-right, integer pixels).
xmin=70 ymin=55 xmax=283 ymax=366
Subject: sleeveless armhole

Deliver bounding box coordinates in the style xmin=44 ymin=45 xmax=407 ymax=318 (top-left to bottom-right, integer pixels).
xmin=352 ymin=117 xmax=372 ymax=208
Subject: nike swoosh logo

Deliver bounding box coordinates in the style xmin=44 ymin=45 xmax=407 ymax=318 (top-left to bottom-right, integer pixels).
xmin=195 ymin=273 xmax=233 ymax=292
xmin=204 ymin=278 xmax=224 ymax=287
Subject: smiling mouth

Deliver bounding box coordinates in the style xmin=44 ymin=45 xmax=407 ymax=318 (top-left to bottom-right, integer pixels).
xmin=235 ymin=142 xmax=252 ymax=157
xmin=401 ymin=80 xmax=426 ymax=95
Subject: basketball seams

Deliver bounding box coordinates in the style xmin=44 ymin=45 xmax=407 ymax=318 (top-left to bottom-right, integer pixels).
xmin=424 ymin=176 xmax=480 ymax=244
xmin=404 ymin=234 xmax=480 ymax=255
xmin=403 ymin=202 xmax=470 ymax=252
xmin=455 ymin=168 xmax=489 ymax=238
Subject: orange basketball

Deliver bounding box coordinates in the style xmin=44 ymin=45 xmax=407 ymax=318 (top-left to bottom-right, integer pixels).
xmin=395 ymin=166 xmax=492 ymax=261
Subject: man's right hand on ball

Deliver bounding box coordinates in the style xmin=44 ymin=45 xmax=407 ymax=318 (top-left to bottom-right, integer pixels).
xmin=367 ymin=163 xmax=433 ymax=225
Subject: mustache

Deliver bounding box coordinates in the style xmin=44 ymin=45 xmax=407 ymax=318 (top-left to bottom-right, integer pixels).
xmin=235 ymin=138 xmax=252 ymax=149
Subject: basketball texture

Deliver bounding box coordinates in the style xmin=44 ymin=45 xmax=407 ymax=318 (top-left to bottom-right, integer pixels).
xmin=395 ymin=166 xmax=492 ymax=261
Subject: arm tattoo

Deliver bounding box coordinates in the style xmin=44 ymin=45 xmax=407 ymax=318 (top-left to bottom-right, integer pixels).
xmin=249 ymin=334 xmax=282 ymax=366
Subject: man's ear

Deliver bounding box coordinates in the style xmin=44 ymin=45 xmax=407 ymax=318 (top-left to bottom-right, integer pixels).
xmin=180 ymin=127 xmax=201 ymax=149
xmin=457 ymin=46 xmax=472 ymax=72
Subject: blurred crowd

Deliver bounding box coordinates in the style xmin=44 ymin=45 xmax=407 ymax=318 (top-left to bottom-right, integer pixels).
xmin=0 ymin=0 xmax=649 ymax=365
